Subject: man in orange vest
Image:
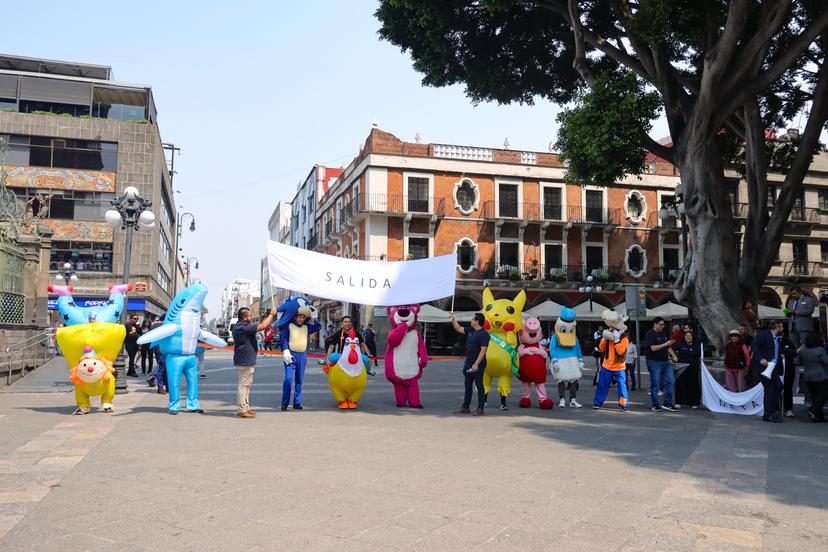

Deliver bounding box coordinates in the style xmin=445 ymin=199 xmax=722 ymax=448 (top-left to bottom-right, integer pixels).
xmin=593 ymin=310 xmax=630 ymax=412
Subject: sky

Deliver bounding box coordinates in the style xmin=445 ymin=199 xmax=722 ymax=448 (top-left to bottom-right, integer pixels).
xmin=5 ymin=0 xmax=670 ymax=317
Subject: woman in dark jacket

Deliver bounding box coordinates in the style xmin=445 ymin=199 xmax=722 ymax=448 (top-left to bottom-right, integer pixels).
xmin=140 ymin=318 xmax=153 ymax=376
xmin=673 ymin=331 xmax=702 ymax=407
xmin=799 ymin=333 xmax=828 ymax=422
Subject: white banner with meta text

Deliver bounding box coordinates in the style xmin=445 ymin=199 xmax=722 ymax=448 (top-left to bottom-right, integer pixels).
xmin=266 ymin=240 xmax=456 ymax=306
xmin=701 ymin=361 xmax=765 ymax=416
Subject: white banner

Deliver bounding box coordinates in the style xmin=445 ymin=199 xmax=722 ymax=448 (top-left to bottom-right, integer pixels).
xmin=701 ymin=362 xmax=764 ymax=416
xmin=266 ymin=241 xmax=456 ymax=306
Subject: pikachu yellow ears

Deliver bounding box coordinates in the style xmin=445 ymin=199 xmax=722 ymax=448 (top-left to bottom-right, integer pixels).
xmin=482 ymin=288 xmax=526 ymax=311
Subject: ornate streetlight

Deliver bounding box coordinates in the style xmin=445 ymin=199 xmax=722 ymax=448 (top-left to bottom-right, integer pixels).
xmin=55 ymin=262 xmax=79 ymax=286
xmin=184 ymin=256 xmax=199 ymax=286
xmin=172 ymin=212 xmax=195 ymax=296
xmin=104 ymin=186 xmax=155 ymax=393
xmin=578 ymin=274 xmax=603 ymax=312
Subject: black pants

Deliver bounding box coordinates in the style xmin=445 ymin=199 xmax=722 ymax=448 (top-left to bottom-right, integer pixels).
xmin=462 ymin=365 xmax=486 ymax=410
xmin=141 ymin=344 xmax=153 ymax=374
xmin=126 ymin=343 xmax=139 ymax=373
xmin=783 ymin=359 xmax=797 ymax=412
xmin=756 ymin=366 xmax=783 ymax=418
xmin=807 ymin=380 xmax=827 ymax=421
xmin=367 ymin=343 xmax=378 ymax=366
xmin=626 ymin=363 xmax=637 ymax=390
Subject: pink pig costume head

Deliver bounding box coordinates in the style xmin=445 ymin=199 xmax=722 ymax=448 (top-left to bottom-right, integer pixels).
xmin=386 ymin=304 xmax=420 ymax=328
xmin=519 ymin=317 xmax=544 ymax=345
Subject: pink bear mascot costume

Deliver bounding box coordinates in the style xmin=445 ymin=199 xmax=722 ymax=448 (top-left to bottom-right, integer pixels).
xmin=517 ymin=317 xmax=554 ymax=409
xmin=385 ymin=304 xmax=428 ymax=408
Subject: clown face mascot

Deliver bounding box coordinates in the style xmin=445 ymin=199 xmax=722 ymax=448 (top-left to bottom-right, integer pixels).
xmin=137 ymin=284 xmax=226 ymax=414
xmin=276 ymin=296 xmax=321 ymax=410
xmin=385 ymin=304 xmax=428 ymax=408
xmin=592 ymin=309 xmax=630 ymax=411
xmin=481 ymin=288 xmax=525 ymax=410
xmin=326 ymin=329 xmax=368 ymax=409
xmin=56 ymin=322 xmax=125 ymax=415
xmin=550 ymin=307 xmax=585 ymax=408
xmin=517 ymin=317 xmax=553 ymax=409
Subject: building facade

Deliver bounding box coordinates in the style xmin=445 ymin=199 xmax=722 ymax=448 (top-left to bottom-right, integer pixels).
xmin=220 ymin=278 xmax=259 ymax=326
xmin=0 ymin=54 xmax=180 ymax=320
xmin=308 ymin=127 xmax=827 ymax=350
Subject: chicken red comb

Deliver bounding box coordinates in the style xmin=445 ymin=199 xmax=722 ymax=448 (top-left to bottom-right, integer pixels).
xmin=349 ymin=328 xmax=356 ymax=339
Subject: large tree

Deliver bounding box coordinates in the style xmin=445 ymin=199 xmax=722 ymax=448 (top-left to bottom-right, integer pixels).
xmin=376 ymin=0 xmax=828 ymax=348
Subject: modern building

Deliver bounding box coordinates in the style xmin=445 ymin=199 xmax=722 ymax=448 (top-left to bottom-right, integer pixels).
xmin=290 ymin=164 xmax=342 ymax=251
xmin=220 ymin=277 xmax=259 ymax=326
xmin=309 ymin=127 xmax=828 ymax=352
xmin=0 ymin=54 xmax=181 ymax=320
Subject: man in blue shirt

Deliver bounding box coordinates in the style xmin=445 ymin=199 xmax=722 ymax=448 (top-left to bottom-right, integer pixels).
xmin=644 ymin=317 xmax=678 ymax=412
xmin=450 ymin=312 xmax=489 ymax=416
xmin=233 ymin=306 xmax=276 ymax=418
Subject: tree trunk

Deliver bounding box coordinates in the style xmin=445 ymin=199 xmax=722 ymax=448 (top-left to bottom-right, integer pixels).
xmin=674 ymin=135 xmax=744 ymax=353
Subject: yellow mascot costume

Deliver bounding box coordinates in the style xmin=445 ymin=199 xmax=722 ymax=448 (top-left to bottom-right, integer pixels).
xmin=481 ymin=288 xmax=526 ymax=410
xmin=325 ymin=329 xmax=368 ymax=409
xmin=56 ymin=322 xmax=125 ymax=415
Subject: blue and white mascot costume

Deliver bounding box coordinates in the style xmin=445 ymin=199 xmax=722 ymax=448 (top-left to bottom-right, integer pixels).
xmin=549 ymin=307 xmax=585 ymax=407
xmin=137 ymin=284 xmax=225 ymax=414
xmin=277 ymin=296 xmax=321 ymax=410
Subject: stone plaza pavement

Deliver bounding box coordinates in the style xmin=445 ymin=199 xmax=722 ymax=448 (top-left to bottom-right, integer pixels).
xmin=1 ymin=351 xmax=826 ymax=551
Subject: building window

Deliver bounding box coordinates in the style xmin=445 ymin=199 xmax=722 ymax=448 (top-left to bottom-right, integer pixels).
xmin=821 ymin=242 xmax=828 ymax=263
xmin=819 ymin=190 xmax=828 ymax=211
xmin=585 ymin=190 xmax=604 ymax=223
xmin=91 ymin=87 xmax=147 ymax=122
xmin=498 ymin=242 xmax=519 ymax=268
xmin=456 ymin=238 xmax=478 ymax=273
xmin=407 ymin=176 xmax=430 ymax=212
xmin=767 ymin=185 xmax=777 ymax=208
xmin=160 ymin=193 xmax=173 ymax=230
xmin=624 ymin=191 xmax=647 ymax=225
xmin=663 ymin=248 xmax=680 ymax=269
xmin=498 ymin=183 xmax=518 ymax=218
xmin=20 ymin=100 xmax=90 ymax=118
xmin=157 ymin=264 xmax=170 ymax=293
xmin=453 ymin=179 xmax=479 ymax=215
xmin=159 ymin=232 xmax=172 ymax=265
xmin=585 ymin=245 xmax=605 ymax=276
xmin=792 ymin=239 xmax=808 ymax=263
xmin=624 ymin=244 xmax=647 ymax=278
xmin=0 ymin=98 xmax=16 ymax=110
xmin=543 ymin=187 xmax=562 ymax=220
xmin=50 ymin=241 xmax=112 ymax=272
xmin=408 ymin=237 xmax=429 ymax=260
xmin=7 ymin=135 xmax=117 ymax=171
xmin=8 ymin=188 xmax=114 ymax=220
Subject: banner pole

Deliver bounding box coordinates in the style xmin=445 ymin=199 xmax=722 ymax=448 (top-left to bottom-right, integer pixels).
xmin=450 ymin=294 xmax=455 ymax=312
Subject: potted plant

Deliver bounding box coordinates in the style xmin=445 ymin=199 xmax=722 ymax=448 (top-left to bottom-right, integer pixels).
xmin=529 ymin=259 xmax=539 ymax=279
xmin=551 ymin=270 xmax=567 ymax=283
xmin=406 ymin=252 xmax=414 ymax=260
xmin=596 ymin=270 xmax=610 ymax=283
xmin=508 ymin=268 xmax=521 ymax=281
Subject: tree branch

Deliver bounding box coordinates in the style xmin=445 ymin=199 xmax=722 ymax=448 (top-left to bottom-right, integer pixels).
xmin=714 ymin=9 xmax=828 ymax=128
xmin=642 ymin=134 xmax=674 ymax=164
xmin=568 ymin=0 xmax=594 ymax=83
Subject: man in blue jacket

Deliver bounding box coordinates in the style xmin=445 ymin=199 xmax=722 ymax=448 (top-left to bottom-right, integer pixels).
xmin=750 ymin=320 xmax=785 ymax=423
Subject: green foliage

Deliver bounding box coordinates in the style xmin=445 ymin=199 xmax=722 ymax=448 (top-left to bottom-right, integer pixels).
xmin=1 ymin=107 xmax=17 ymax=112
xmin=126 ymin=119 xmax=149 ymax=124
xmin=31 ymin=110 xmax=57 ymax=116
xmin=555 ymin=72 xmax=660 ymax=186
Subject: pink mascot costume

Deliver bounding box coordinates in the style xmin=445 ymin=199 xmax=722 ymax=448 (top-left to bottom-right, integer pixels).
xmin=517 ymin=317 xmax=554 ymax=409
xmin=385 ymin=304 xmax=428 ymax=408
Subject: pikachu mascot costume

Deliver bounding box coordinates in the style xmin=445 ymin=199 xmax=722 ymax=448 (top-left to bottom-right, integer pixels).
xmin=56 ymin=322 xmax=125 ymax=415
xmin=481 ymin=288 xmax=526 ymax=410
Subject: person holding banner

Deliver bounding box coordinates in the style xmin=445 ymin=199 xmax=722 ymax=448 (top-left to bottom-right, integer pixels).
xmin=233 ymin=306 xmax=277 ymax=419
xmin=750 ymin=320 xmax=785 ymax=423
xmin=450 ymin=312 xmax=489 ymax=416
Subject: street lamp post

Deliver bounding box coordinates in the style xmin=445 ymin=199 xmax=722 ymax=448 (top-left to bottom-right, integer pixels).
xmin=172 ymin=212 xmax=196 ymax=297
xmin=184 ymin=256 xmax=199 ymax=286
xmin=104 ymin=186 xmax=156 ymax=393
xmin=54 ymin=262 xmax=79 ymax=287
xmin=578 ymin=274 xmax=603 ymax=312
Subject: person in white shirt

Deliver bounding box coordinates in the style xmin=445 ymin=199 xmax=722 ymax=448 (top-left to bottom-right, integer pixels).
xmin=625 ymin=338 xmax=638 ymax=391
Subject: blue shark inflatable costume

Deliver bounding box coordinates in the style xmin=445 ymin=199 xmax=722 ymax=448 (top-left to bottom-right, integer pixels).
xmin=277 ymin=296 xmax=321 ymax=409
xmin=50 ymin=283 xmax=132 ymax=325
xmin=137 ymin=284 xmax=225 ymax=414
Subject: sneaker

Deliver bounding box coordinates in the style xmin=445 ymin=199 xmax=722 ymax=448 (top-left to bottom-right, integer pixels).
xmin=293 ymin=404 xmax=303 ymax=410
xmin=651 ymin=405 xmax=663 ymax=412
xmin=147 ymin=376 xmax=156 ymax=387
xmin=236 ymin=410 xmax=256 ymax=418
xmin=72 ymin=407 xmax=88 ymax=415
xmin=592 ymin=404 xmax=601 ymax=410
xmin=473 ymin=408 xmax=484 ymax=416
xmin=199 ymin=374 xmax=207 ymax=379
xmin=620 ymin=406 xmax=630 ymax=413
xmin=784 ymin=410 xmax=794 ymax=417
xmin=569 ymin=399 xmax=583 ymax=408
xmin=280 ymin=405 xmax=288 ymax=411
xmin=367 ymin=369 xmax=376 ymax=376
xmin=187 ymin=409 xmax=205 ymax=414
xmin=500 ymin=403 xmax=509 ymax=411
xmin=558 ymin=399 xmax=566 ymax=408
xmin=662 ymin=404 xmax=678 ymax=412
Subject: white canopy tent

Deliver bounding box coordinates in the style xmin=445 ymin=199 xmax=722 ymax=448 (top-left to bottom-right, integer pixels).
xmin=523 ymin=300 xmax=564 ymax=320
xmin=417 ymin=304 xmax=477 ymax=323
xmin=757 ymin=304 xmax=787 ymax=319
xmin=649 ymin=302 xmax=689 ymax=319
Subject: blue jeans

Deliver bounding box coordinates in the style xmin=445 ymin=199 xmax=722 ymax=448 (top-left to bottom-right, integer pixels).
xmin=647 ymin=359 xmax=674 ymax=407
xmin=153 ymin=347 xmax=167 ymax=390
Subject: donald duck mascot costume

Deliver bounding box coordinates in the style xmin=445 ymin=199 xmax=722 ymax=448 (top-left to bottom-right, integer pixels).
xmin=550 ymin=307 xmax=585 ymax=408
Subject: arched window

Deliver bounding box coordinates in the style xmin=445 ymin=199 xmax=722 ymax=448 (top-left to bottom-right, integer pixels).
xmin=624 ymin=244 xmax=647 ymax=278
xmin=624 ymin=190 xmax=648 ymax=225
xmin=455 ymin=238 xmax=478 ymax=274
xmin=453 ymin=179 xmax=480 ymax=215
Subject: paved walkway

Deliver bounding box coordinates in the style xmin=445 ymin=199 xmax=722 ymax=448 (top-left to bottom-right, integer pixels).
xmin=0 ymin=352 xmax=826 ymax=551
